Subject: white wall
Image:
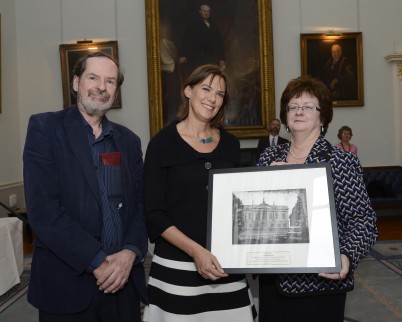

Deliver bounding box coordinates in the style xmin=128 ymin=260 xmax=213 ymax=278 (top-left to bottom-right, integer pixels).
xmin=1 ymin=0 xmax=402 ymax=194
xmin=0 ymin=0 xmax=25 ymax=212
xmin=0 ymin=0 xmax=22 ymax=184
xmin=14 ymin=0 xmax=151 ymax=158
xmin=271 ymin=0 xmax=402 ymax=166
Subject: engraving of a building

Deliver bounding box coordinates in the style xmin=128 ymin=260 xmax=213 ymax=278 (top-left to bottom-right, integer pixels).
xmin=233 ymin=191 xmax=310 ymax=244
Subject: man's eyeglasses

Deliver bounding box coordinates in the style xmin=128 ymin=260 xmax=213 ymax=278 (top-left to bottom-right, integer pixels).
xmin=286 ymin=104 xmax=321 ymax=113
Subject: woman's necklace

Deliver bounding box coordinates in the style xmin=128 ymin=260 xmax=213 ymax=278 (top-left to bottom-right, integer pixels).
xmin=289 ymin=147 xmax=308 ymax=159
xmin=341 ymin=142 xmax=350 ymax=151
xmin=182 ymin=120 xmax=214 ymax=144
xmin=197 ymin=130 xmax=214 ymax=144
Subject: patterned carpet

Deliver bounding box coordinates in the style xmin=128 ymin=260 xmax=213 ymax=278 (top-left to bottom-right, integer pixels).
xmin=344 ymin=240 xmax=402 ymax=322
xmin=0 ymin=256 xmax=31 ymax=313
xmin=245 ymin=240 xmax=402 ymax=322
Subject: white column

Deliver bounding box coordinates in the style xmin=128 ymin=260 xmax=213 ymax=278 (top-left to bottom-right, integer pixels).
xmin=385 ymin=47 xmax=402 ymax=165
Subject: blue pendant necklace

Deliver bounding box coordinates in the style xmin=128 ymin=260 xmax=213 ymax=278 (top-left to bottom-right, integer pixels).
xmin=197 ymin=130 xmax=214 ymax=144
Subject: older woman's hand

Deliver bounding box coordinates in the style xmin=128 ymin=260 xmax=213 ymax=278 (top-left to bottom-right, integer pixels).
xmin=318 ymin=254 xmax=350 ymax=281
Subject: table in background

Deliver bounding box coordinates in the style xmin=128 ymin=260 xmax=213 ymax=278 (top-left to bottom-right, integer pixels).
xmin=8 ymin=207 xmax=32 ymax=242
xmin=0 ymin=217 xmax=23 ymax=296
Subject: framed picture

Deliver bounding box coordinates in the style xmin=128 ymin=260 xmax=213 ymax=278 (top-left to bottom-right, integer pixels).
xmin=207 ymin=163 xmax=341 ymax=274
xmin=300 ymin=32 xmax=364 ymax=107
xmin=59 ymin=41 xmax=122 ymax=109
xmin=145 ymin=0 xmax=275 ymax=139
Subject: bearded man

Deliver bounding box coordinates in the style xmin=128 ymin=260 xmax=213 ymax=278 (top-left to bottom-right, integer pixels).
xmin=23 ymin=52 xmax=147 ymax=322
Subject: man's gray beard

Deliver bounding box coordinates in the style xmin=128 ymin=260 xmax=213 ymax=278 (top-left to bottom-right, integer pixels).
xmin=82 ymin=104 xmax=112 ymax=117
xmin=77 ymin=92 xmax=113 ymax=117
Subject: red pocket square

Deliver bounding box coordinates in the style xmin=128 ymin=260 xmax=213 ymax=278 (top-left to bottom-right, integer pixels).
xmin=100 ymin=152 xmax=121 ymax=166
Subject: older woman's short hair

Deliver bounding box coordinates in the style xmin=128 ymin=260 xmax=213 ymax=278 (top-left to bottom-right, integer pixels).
xmin=279 ymin=75 xmax=333 ymax=135
xmin=337 ymin=126 xmax=353 ymax=140
xmin=177 ymin=64 xmax=229 ymax=128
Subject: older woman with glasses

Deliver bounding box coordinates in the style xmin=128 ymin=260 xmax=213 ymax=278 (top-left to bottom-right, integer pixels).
xmin=257 ymin=75 xmax=378 ymax=322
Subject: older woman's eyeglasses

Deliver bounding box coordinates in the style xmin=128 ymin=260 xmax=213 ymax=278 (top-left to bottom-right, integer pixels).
xmin=287 ymin=104 xmax=321 ymax=113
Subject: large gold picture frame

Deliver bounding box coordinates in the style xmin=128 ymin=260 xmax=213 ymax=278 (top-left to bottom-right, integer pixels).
xmin=145 ymin=0 xmax=275 ymax=139
xmin=59 ymin=41 xmax=121 ymax=109
xmin=301 ymin=32 xmax=364 ymax=107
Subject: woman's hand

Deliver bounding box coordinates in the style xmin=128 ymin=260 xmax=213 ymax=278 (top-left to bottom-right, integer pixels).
xmin=192 ymin=245 xmax=228 ymax=281
xmin=161 ymin=226 xmax=228 ymax=281
xmin=318 ymin=254 xmax=350 ymax=281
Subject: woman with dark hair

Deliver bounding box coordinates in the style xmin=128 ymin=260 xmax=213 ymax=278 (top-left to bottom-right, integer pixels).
xmin=335 ymin=125 xmax=358 ymax=154
xmin=257 ymin=75 xmax=378 ymax=322
xmin=143 ymin=64 xmax=255 ymax=321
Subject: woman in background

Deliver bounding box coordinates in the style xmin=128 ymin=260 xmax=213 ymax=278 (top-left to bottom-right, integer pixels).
xmin=335 ymin=125 xmax=358 ymax=154
xmin=143 ymin=65 xmax=255 ymax=321
xmin=257 ymin=76 xmax=378 ymax=322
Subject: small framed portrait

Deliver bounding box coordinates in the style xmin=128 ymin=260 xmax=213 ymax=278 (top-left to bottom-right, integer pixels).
xmin=59 ymin=41 xmax=122 ymax=109
xmin=207 ymin=163 xmax=341 ymax=274
xmin=300 ymin=32 xmax=364 ymax=107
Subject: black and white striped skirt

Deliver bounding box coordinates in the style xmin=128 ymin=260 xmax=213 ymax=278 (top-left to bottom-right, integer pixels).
xmin=143 ymin=254 xmax=256 ymax=321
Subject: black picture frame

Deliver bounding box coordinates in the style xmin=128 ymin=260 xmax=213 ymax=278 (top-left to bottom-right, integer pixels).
xmin=207 ymin=163 xmax=341 ymax=274
xmin=59 ymin=41 xmax=121 ymax=109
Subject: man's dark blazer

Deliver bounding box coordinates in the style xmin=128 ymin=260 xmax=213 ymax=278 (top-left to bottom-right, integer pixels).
xmin=256 ymin=136 xmax=289 ymax=161
xmin=23 ymin=107 xmax=148 ymax=314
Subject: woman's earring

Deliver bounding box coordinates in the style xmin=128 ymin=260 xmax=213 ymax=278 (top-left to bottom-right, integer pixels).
xmin=321 ymin=125 xmax=324 ymax=133
xmin=286 ymin=127 xmax=290 ymax=132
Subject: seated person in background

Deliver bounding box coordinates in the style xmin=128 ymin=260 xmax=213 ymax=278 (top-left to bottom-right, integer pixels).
xmin=335 ymin=125 xmax=358 ymax=154
xmin=256 ymin=118 xmax=289 ymax=158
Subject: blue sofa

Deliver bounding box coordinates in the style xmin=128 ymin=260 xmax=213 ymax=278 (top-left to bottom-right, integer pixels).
xmin=363 ymin=166 xmax=402 ymax=210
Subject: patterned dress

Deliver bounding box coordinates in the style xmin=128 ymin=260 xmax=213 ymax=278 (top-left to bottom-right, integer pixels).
xmin=143 ymin=123 xmax=256 ymax=322
xmin=257 ymin=136 xmax=379 ymax=296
